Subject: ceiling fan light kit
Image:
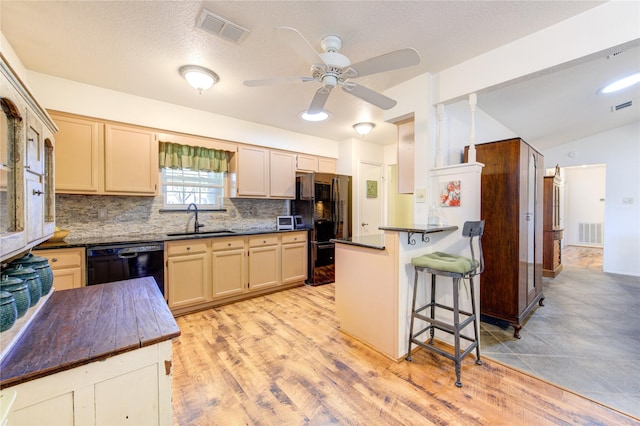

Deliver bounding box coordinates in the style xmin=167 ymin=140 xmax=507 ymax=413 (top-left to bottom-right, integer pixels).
xmin=179 ymin=65 xmax=219 ymax=94
xmin=353 ymin=122 xmax=375 ymax=136
xmin=243 ymin=26 xmax=420 ymax=116
xmin=300 ymin=110 xmax=329 ymax=122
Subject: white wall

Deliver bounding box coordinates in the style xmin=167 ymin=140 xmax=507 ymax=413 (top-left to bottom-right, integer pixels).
xmin=563 ymin=165 xmax=606 ymax=246
xmin=25 ymin=71 xmax=340 ymax=159
xmin=543 ymin=122 xmax=640 ymax=276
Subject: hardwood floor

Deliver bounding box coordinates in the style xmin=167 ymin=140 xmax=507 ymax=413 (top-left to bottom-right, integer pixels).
xmin=172 ymin=284 xmax=637 ymax=425
xmin=562 ymin=245 xmax=603 ymax=271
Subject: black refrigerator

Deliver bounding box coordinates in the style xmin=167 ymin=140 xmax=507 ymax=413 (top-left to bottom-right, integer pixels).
xmin=291 ymin=172 xmax=352 ymax=286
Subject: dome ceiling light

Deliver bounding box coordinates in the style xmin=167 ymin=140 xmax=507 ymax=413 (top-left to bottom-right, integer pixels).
xmin=353 ymin=122 xmax=375 ymax=136
xmin=179 ymin=65 xmax=219 ymax=94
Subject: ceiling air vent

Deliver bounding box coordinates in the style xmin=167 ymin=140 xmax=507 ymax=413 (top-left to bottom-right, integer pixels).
xmin=197 ymin=9 xmax=249 ymax=44
xmin=611 ymin=101 xmax=633 ymax=112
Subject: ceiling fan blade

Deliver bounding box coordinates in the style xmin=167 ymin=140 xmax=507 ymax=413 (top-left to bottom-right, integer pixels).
xmin=308 ymin=88 xmax=331 ymax=114
xmin=276 ymin=26 xmax=326 ymax=66
xmin=342 ymin=83 xmax=397 ymax=110
xmin=350 ymin=48 xmax=421 ymax=78
xmin=243 ymin=76 xmax=314 ymax=87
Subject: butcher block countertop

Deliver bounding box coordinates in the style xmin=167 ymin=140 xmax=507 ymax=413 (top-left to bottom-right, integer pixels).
xmin=0 ymin=277 xmax=180 ymax=389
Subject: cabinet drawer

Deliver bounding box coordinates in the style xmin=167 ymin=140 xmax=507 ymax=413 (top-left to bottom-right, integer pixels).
xmin=249 ymin=235 xmax=278 ymax=247
xmin=166 ymin=240 xmax=208 ymax=256
xmin=38 ymin=248 xmax=85 ymax=269
xmin=212 ymin=238 xmax=245 ymax=251
xmin=282 ymin=232 xmax=307 ymax=244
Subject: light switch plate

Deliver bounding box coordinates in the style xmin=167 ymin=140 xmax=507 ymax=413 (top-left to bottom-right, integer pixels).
xmin=415 ymin=188 xmax=426 ymax=203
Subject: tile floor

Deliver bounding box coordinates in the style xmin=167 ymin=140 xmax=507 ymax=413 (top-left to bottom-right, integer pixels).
xmin=480 ymin=253 xmax=640 ymax=419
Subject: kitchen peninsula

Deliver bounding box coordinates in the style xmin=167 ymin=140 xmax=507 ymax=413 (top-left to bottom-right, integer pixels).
xmin=333 ymin=224 xmax=460 ymax=361
xmin=0 ymin=277 xmax=180 ymax=425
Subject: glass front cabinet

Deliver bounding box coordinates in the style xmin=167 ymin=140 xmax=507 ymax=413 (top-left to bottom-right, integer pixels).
xmin=1 ymin=54 xmax=57 ymax=262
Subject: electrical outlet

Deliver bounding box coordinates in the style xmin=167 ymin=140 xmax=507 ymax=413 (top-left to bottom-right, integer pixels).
xmin=622 ymin=197 xmax=633 ymax=204
xmin=98 ymin=208 xmax=108 ymax=220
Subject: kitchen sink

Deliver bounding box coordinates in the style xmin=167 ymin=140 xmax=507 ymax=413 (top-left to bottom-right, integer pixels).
xmin=166 ymin=230 xmax=236 ymax=237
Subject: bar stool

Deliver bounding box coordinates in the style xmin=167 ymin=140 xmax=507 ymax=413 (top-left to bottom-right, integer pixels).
xmin=405 ymin=220 xmax=485 ymax=387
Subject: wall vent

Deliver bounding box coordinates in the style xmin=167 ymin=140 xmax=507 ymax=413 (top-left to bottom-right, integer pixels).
xmin=578 ymin=222 xmax=604 ymax=246
xmin=611 ymin=100 xmax=633 ymax=112
xmin=197 ymin=9 xmax=249 ymax=44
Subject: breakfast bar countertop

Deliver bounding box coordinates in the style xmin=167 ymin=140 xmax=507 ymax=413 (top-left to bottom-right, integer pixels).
xmin=0 ymin=277 xmax=180 ymax=389
xmin=331 ymin=234 xmax=386 ymax=250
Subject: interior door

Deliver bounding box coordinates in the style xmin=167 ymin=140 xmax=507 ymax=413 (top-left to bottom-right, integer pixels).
xmin=359 ymin=162 xmax=383 ymax=236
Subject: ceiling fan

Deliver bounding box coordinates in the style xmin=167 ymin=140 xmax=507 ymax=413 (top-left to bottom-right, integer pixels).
xmin=243 ymin=27 xmax=421 ymax=114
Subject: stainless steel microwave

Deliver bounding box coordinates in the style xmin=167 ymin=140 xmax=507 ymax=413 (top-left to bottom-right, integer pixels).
xmin=277 ymin=216 xmax=294 ymax=230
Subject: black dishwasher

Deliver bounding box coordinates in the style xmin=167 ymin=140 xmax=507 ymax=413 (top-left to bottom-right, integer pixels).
xmin=87 ymin=242 xmax=164 ymax=295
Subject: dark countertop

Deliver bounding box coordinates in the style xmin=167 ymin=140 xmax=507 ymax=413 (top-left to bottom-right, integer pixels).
xmin=378 ymin=223 xmax=459 ymax=234
xmin=35 ymin=228 xmax=312 ymax=249
xmin=331 ymin=234 xmax=386 ymax=250
xmin=0 ymin=277 xmax=180 ymax=389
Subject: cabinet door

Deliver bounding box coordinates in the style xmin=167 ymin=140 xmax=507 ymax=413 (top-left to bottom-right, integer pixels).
xmin=296 ymin=154 xmax=318 ymax=172
xmin=248 ymin=240 xmax=279 ymax=291
xmin=318 ymin=157 xmax=337 ymax=174
xmin=269 ymin=151 xmax=296 ymax=198
xmin=281 ymin=242 xmax=307 ymax=284
xmin=237 ymin=145 xmax=268 ymax=197
xmin=104 ymin=123 xmax=157 ymax=195
xmin=49 ymin=113 xmax=102 ymax=193
xmin=26 ymin=114 xmax=44 ymax=176
xmin=50 ymin=268 xmax=82 ymax=291
xmin=26 ymin=175 xmax=44 ymax=243
xmin=167 ymin=251 xmax=209 ymax=309
xmin=212 ymin=247 xmax=246 ymax=298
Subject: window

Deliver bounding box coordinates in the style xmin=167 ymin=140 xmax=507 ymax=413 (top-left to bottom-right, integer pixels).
xmin=162 ymin=168 xmax=225 ymax=209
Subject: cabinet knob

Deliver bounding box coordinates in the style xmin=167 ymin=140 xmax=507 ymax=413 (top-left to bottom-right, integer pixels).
xmin=51 ymin=258 xmax=58 ymax=262
xmin=186 ymin=247 xmax=191 ymax=251
xmin=32 ymin=189 xmax=44 ymax=196
xmin=227 ymin=243 xmax=231 ymax=247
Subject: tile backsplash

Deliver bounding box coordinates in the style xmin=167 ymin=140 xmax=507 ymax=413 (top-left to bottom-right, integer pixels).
xmin=55 ymin=194 xmax=289 ymax=241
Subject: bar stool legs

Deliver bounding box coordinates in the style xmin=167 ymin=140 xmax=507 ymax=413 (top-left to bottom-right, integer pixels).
xmin=405 ymin=266 xmax=482 ymax=387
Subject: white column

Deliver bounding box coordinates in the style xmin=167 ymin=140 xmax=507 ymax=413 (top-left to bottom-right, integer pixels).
xmin=467 ymin=93 xmax=477 ymax=163
xmin=436 ymin=104 xmax=445 ymax=167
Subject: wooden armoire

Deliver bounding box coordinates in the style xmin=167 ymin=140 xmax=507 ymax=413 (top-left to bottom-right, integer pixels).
xmin=543 ymin=166 xmax=563 ymax=277
xmin=465 ymin=138 xmax=545 ymax=338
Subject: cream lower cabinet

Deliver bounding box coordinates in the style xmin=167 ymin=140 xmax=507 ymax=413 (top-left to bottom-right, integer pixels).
xmin=166 ymin=240 xmax=210 ymax=309
xmin=37 ymin=247 xmax=86 ymax=290
xmin=211 ymin=237 xmax=246 ymax=298
xmin=248 ymin=235 xmax=280 ymax=291
xmin=8 ymin=342 xmax=173 ymax=426
xmin=281 ymin=232 xmax=307 ymax=284
xmin=167 ymin=232 xmax=307 ymax=315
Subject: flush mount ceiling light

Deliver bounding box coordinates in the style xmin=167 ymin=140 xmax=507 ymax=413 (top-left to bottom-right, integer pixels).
xmin=300 ymin=110 xmax=329 ymax=122
xmin=179 ymin=65 xmax=219 ymax=94
xmin=353 ymin=122 xmax=375 ymax=136
xmin=600 ymin=72 xmax=640 ymax=94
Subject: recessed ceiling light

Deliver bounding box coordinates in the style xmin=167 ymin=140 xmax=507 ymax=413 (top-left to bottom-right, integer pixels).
xmin=300 ymin=110 xmax=329 ymax=122
xmin=600 ymin=72 xmax=640 ymax=94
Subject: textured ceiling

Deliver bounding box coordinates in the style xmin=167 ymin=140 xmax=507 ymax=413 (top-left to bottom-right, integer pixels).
xmin=3 ymin=0 xmax=630 ymax=149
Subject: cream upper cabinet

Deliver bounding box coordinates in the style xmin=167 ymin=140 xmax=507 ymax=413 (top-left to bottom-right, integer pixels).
xmin=231 ymin=146 xmax=296 ymax=199
xmin=281 ymin=231 xmax=307 ymax=284
xmin=318 ymin=157 xmax=337 ymax=174
xmin=211 ymin=237 xmax=246 ymax=298
xmin=269 ymin=150 xmax=296 ymax=198
xmin=104 ymin=123 xmax=157 ymax=194
xmin=166 ymin=240 xmax=210 ymax=309
xmin=48 ymin=112 xmax=102 ymax=193
xmin=235 ymin=145 xmax=269 ymax=197
xmin=49 ymin=112 xmax=158 ymax=196
xmin=296 ymin=154 xmax=318 ymax=172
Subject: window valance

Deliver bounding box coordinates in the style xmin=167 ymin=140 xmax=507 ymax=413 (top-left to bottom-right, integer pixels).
xmin=159 ymin=141 xmax=230 ymax=173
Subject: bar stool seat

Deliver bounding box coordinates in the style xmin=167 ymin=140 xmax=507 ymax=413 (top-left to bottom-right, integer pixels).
xmin=405 ymin=221 xmax=485 ymax=387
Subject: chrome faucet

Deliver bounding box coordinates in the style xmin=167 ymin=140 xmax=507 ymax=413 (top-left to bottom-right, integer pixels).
xmin=187 ymin=203 xmax=205 ymax=233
